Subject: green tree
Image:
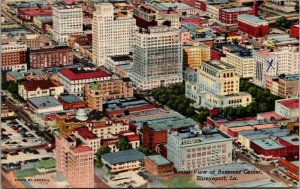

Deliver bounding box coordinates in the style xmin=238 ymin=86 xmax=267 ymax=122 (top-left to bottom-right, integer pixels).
xmin=138 ymin=146 xmax=150 ymax=155
xmin=95 ymin=158 xmax=104 ymax=168
xmin=275 ymin=16 xmax=292 ymax=29
xmin=258 ymin=102 xmax=268 ymax=113
xmin=96 ymin=146 xmax=111 ymax=160
xmin=116 ymin=136 xmax=132 ymax=151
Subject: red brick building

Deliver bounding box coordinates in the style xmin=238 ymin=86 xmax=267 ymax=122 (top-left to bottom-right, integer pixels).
xmin=28 ymin=46 xmax=73 ymax=69
xmin=237 ymin=14 xmax=269 ymax=38
xmin=17 ymin=7 xmax=52 ymax=22
xmin=1 ymin=42 xmax=27 ymax=71
xmin=144 ymin=154 xmax=174 ymax=176
xmin=219 ymin=7 xmax=253 ymax=24
xmin=58 ymin=94 xmax=86 ymax=110
xmin=290 ymin=25 xmax=299 ymax=38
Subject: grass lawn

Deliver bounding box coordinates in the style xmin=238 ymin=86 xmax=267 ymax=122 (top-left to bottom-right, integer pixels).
xmin=162 ymin=176 xmax=200 ymax=188
xmin=14 ymin=168 xmax=39 ymax=178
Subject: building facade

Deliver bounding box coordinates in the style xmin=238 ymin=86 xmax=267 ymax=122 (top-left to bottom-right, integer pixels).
xmin=183 ymin=42 xmax=211 ymax=69
xmin=219 ymin=7 xmax=253 ymax=24
xmin=28 ymin=46 xmax=73 ymax=69
xmin=253 ymin=46 xmax=300 ymax=87
xmin=55 ymin=135 xmax=94 ymax=188
xmin=1 ymin=42 xmax=27 ymax=71
xmin=275 ymin=98 xmax=299 ymax=120
xmin=132 ymin=26 xmax=183 ymax=91
xmin=53 ymin=2 xmax=83 ymax=43
xmin=167 ymin=128 xmax=232 ymax=171
xmin=92 ymin=3 xmax=136 ymax=66
xmin=237 ymin=14 xmax=269 ymax=38
xmin=84 ymin=80 xmax=134 ymax=111
xmin=17 ymin=7 xmax=52 ymax=22
xmin=265 ymin=74 xmax=299 ymax=98
xmin=144 ymin=154 xmax=174 ymax=176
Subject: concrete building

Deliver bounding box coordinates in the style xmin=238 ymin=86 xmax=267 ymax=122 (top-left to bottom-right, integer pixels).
xmin=6 ymin=69 xmax=47 ymax=83
xmin=237 ymin=14 xmax=269 ymax=38
xmin=183 ymin=42 xmax=211 ymax=69
xmin=53 ymin=2 xmax=83 ymax=43
xmin=55 ymin=135 xmax=94 ymax=188
xmin=167 ymin=128 xmax=232 ymax=171
xmin=58 ymin=67 xmax=111 ymax=97
xmin=92 ymin=3 xmax=136 ymax=66
xmin=18 ymin=79 xmax=64 ymax=100
xmin=253 ymin=46 xmax=299 ymax=87
xmin=72 ymin=127 xmax=101 ymax=154
xmin=1 ymin=33 xmax=53 ymax=48
xmin=185 ymin=60 xmax=252 ymax=109
xmin=104 ymin=55 xmax=133 ymax=73
xmin=132 ymin=26 xmax=183 ymax=91
xmin=84 ymin=79 xmax=134 ymax=112
xmin=265 ymin=74 xmax=299 ymax=98
xmin=221 ymin=49 xmax=254 ymax=78
xmin=219 ymin=7 xmax=253 ymax=24
xmin=144 ymin=154 xmax=174 ymax=176
xmin=27 ymin=96 xmax=63 ymax=114
xmin=1 ymin=42 xmax=27 ymax=71
xmin=28 ymin=46 xmax=73 ymax=69
xmin=275 ymin=98 xmax=299 ymax=120
xmin=101 ymin=149 xmax=145 ymax=173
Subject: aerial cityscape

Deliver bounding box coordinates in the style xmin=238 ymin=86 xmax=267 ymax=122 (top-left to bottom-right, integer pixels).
xmin=0 ymin=0 xmax=299 ymax=188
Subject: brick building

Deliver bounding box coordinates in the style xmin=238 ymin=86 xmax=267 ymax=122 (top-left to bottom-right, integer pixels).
xmin=28 ymin=46 xmax=73 ymax=69
xmin=144 ymin=154 xmax=174 ymax=176
xmin=58 ymin=94 xmax=86 ymax=110
xmin=265 ymin=74 xmax=299 ymax=98
xmin=1 ymin=42 xmax=27 ymax=71
xmin=290 ymin=25 xmax=299 ymax=38
xmin=219 ymin=7 xmax=253 ymax=24
xmin=237 ymin=14 xmax=269 ymax=38
xmin=17 ymin=7 xmax=52 ymax=22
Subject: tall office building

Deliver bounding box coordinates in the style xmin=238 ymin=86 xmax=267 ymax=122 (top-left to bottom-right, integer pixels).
xmin=55 ymin=135 xmax=94 ymax=188
xmin=53 ymin=2 xmax=83 ymax=43
xmin=132 ymin=26 xmax=183 ymax=91
xmin=92 ymin=3 xmax=136 ymax=67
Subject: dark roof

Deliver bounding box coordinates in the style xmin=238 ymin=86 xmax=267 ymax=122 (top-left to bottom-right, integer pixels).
xmin=101 ymin=149 xmax=145 ymax=165
xmin=58 ymin=94 xmax=83 ymax=103
xmin=22 ymin=80 xmax=58 ymax=91
xmin=59 ymin=68 xmax=109 ymax=80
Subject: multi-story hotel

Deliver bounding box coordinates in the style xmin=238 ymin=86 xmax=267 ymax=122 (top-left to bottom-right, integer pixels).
xmin=58 ymin=67 xmax=111 ymax=98
xmin=132 ymin=26 xmax=183 ymax=91
xmin=92 ymin=3 xmax=136 ymax=66
xmin=221 ymin=49 xmax=254 ymax=78
xmin=183 ymin=42 xmax=211 ymax=69
xmin=55 ymin=135 xmax=94 ymax=188
xmin=1 ymin=42 xmax=27 ymax=71
xmin=253 ymin=46 xmax=300 ymax=87
xmin=265 ymin=74 xmax=299 ymax=98
xmin=167 ymin=128 xmax=232 ymax=171
xmin=185 ymin=60 xmax=252 ymax=109
xmin=84 ymin=79 xmax=134 ymax=112
xmin=53 ymin=2 xmax=83 ymax=43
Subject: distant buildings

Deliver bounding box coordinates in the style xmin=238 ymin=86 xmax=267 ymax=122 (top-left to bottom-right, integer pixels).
xmin=53 ymin=2 xmax=83 ymax=43
xmin=144 ymin=154 xmax=174 ymax=176
xmin=275 ymin=98 xmax=299 ymax=120
xmin=92 ymin=3 xmax=136 ymax=66
xmin=253 ymin=46 xmax=299 ymax=87
xmin=18 ymin=79 xmax=64 ymax=100
xmin=219 ymin=7 xmax=253 ymax=24
xmin=237 ymin=14 xmax=269 ymax=38
xmin=132 ymin=26 xmax=183 ymax=91
xmin=167 ymin=128 xmax=232 ymax=171
xmin=6 ymin=69 xmax=47 ymax=83
xmin=1 ymin=33 xmax=53 ymax=48
xmin=17 ymin=7 xmax=52 ymax=22
xmin=101 ymin=149 xmax=145 ymax=173
xmin=1 ymin=42 xmax=27 ymax=71
xmin=28 ymin=46 xmax=73 ymax=69
xmin=185 ymin=60 xmax=252 ymax=109
xmin=58 ymin=67 xmax=111 ymax=97
xmin=84 ymin=79 xmax=134 ymax=112
xmin=265 ymin=74 xmax=299 ymax=98
xmin=183 ymin=42 xmax=211 ymax=69
xmin=55 ymin=135 xmax=94 ymax=188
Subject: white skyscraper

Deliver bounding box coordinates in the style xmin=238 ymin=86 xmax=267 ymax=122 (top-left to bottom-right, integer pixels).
xmin=92 ymin=3 xmax=136 ymax=67
xmin=53 ymin=2 xmax=83 ymax=43
xmin=132 ymin=26 xmax=183 ymax=91
xmin=253 ymin=46 xmax=300 ymax=87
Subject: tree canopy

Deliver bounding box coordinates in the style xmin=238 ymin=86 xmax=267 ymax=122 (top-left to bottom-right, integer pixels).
xmin=116 ymin=136 xmax=132 ymax=151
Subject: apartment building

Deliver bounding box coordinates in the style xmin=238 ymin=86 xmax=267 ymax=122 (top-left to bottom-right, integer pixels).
xmin=55 ymin=135 xmax=94 ymax=188
xmin=253 ymin=46 xmax=299 ymax=87
xmin=185 ymin=60 xmax=252 ymax=109
xmin=265 ymin=74 xmax=299 ymax=98
xmin=132 ymin=26 xmax=183 ymax=91
xmin=92 ymin=3 xmax=136 ymax=66
xmin=183 ymin=42 xmax=211 ymax=69
xmin=53 ymin=2 xmax=83 ymax=43
xmin=167 ymin=128 xmax=232 ymax=171
xmin=84 ymin=79 xmax=134 ymax=112
xmin=1 ymin=42 xmax=27 ymax=71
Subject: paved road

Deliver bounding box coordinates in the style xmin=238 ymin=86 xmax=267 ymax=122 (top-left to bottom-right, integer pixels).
xmin=236 ymin=151 xmax=296 ymax=187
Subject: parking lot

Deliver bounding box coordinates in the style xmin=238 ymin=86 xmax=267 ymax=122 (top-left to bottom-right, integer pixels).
xmin=1 ymin=119 xmax=46 ymax=151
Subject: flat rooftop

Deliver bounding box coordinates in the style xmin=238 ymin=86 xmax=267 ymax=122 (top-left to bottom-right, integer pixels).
xmin=176 ymin=128 xmax=230 ymax=143
xmin=28 ymin=96 xmax=62 ymax=109
xmin=238 ymin=127 xmax=290 ymax=140
xmin=279 ymin=136 xmax=299 ymax=146
xmin=222 ymin=7 xmax=252 ymax=13
xmin=277 ymin=98 xmax=299 ymax=109
xmin=252 ymin=138 xmax=284 ymax=150
xmin=149 ymin=118 xmax=197 ymax=131
xmin=147 ymin=154 xmax=171 ymax=165
xmin=238 ymin=14 xmax=268 ymax=24
xmin=105 ymin=97 xmax=152 ymax=112
xmin=147 ymin=2 xmax=194 ymax=11
xmin=117 ymin=64 xmax=132 ymax=71
xmin=204 ymin=60 xmax=235 ymax=70
xmin=58 ymin=94 xmax=83 ymax=103
xmin=7 ymin=69 xmax=45 ymax=80
xmin=110 ymin=55 xmax=132 ymax=62
xmin=223 ymin=120 xmax=270 ymax=128
xmin=101 ymin=149 xmax=145 ymax=165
